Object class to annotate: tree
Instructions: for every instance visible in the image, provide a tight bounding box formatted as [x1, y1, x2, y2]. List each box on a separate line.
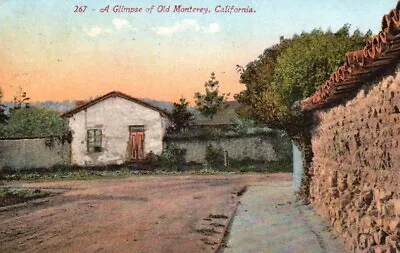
[12, 87, 30, 110]
[236, 25, 370, 132]
[235, 24, 370, 200]
[168, 97, 195, 133]
[0, 107, 68, 138]
[194, 72, 229, 120]
[0, 88, 8, 124]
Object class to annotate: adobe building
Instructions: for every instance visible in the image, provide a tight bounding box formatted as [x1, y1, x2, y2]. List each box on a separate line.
[62, 91, 170, 166]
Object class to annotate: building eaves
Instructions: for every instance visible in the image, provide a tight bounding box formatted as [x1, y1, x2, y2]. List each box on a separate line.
[61, 91, 170, 118]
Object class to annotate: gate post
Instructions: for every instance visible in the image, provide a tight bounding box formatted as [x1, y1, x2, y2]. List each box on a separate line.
[292, 141, 303, 192]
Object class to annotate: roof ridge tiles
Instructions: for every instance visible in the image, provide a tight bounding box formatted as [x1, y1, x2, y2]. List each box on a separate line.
[61, 91, 170, 118]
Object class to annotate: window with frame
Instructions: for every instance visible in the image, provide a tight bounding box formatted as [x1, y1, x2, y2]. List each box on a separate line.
[87, 129, 102, 153]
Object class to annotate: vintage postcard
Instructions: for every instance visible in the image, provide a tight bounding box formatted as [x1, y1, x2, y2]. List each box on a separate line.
[0, 1, 399, 252]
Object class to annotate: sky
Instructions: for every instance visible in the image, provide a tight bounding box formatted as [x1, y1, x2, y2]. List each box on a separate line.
[0, 0, 396, 103]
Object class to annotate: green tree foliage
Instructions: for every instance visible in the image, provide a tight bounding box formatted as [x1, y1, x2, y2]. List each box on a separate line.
[194, 72, 229, 120]
[0, 88, 8, 124]
[236, 25, 371, 135]
[274, 25, 371, 106]
[235, 25, 371, 200]
[0, 107, 68, 138]
[168, 97, 195, 133]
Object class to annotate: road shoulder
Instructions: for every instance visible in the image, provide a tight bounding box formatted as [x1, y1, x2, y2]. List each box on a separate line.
[221, 181, 347, 253]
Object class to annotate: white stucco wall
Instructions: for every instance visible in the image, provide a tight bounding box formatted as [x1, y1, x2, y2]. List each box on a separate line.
[68, 97, 168, 166]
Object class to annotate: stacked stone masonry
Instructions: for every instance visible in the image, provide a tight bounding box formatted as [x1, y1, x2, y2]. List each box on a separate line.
[310, 72, 400, 252]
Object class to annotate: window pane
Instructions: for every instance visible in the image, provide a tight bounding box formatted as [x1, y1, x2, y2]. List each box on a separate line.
[87, 129, 102, 152]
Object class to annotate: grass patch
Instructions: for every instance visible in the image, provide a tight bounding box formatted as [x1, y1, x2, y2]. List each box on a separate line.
[200, 238, 218, 245]
[0, 160, 293, 184]
[208, 214, 228, 219]
[0, 168, 138, 183]
[236, 186, 247, 196]
[0, 168, 237, 184]
[0, 188, 51, 207]
[266, 160, 292, 173]
[196, 228, 220, 236]
[209, 223, 225, 228]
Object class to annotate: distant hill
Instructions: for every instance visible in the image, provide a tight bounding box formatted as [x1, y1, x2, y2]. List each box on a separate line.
[140, 98, 176, 112]
[2, 99, 241, 125]
[33, 101, 77, 112]
[2, 99, 172, 114]
[2, 101, 76, 114]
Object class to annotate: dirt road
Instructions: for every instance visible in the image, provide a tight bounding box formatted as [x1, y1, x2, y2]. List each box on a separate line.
[0, 173, 291, 253]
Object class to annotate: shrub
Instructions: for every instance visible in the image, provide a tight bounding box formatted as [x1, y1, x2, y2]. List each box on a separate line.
[204, 144, 225, 169]
[0, 107, 68, 139]
[157, 144, 187, 171]
[239, 166, 256, 173]
[267, 159, 292, 173]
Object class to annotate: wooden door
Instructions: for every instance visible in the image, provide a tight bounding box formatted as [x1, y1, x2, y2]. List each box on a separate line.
[129, 131, 145, 160]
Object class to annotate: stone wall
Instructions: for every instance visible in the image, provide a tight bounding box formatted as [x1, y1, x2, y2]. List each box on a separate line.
[165, 134, 292, 164]
[310, 73, 400, 252]
[0, 137, 70, 171]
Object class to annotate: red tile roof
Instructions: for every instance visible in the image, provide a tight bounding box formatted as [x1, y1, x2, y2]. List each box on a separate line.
[301, 2, 400, 111]
[61, 91, 170, 118]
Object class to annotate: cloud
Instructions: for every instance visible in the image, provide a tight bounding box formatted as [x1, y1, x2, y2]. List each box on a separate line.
[112, 18, 138, 32]
[83, 25, 113, 37]
[152, 19, 219, 36]
[82, 19, 137, 37]
[204, 23, 220, 33]
[152, 19, 200, 36]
